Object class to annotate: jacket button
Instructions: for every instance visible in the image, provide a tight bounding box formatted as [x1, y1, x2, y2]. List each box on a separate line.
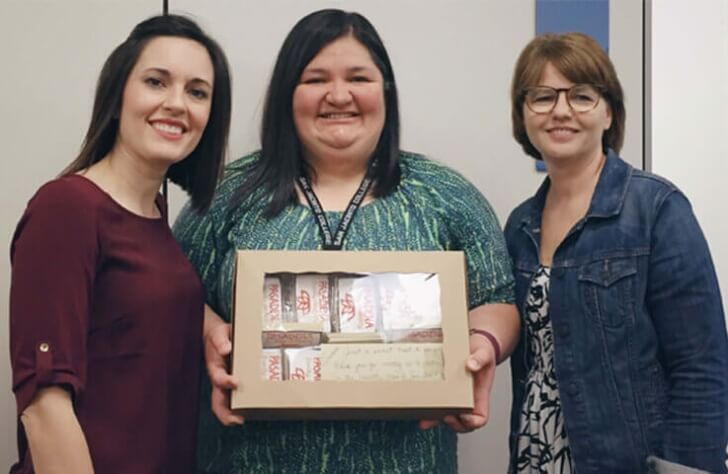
[39, 343, 50, 352]
[567, 383, 578, 396]
[558, 325, 570, 337]
[552, 267, 565, 278]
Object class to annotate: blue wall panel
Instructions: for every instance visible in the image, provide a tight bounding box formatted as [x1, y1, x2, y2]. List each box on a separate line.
[533, 0, 609, 171]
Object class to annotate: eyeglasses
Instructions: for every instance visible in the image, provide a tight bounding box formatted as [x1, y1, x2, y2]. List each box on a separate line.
[523, 84, 604, 114]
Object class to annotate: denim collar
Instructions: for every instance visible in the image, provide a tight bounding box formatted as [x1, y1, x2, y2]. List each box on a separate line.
[519, 149, 633, 230]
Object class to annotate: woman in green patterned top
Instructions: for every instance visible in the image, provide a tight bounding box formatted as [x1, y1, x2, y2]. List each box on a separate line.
[174, 9, 520, 473]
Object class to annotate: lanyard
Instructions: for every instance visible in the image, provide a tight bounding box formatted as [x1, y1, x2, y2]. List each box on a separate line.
[297, 162, 377, 250]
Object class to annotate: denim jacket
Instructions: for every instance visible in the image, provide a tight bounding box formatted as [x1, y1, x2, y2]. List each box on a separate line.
[504, 151, 728, 473]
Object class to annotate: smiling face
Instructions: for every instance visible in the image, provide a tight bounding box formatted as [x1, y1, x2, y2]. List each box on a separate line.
[114, 36, 214, 169]
[292, 34, 386, 169]
[523, 62, 612, 165]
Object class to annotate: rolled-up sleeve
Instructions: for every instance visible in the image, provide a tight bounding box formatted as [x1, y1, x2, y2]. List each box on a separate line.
[9, 181, 98, 414]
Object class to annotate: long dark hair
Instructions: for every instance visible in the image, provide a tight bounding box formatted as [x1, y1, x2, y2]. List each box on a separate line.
[63, 14, 231, 212]
[231, 9, 401, 217]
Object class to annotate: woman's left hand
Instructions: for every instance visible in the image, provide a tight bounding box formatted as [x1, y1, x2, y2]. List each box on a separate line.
[419, 333, 497, 432]
[419, 302, 518, 433]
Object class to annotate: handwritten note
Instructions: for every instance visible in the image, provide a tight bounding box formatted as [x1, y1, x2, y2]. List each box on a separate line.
[319, 343, 443, 381]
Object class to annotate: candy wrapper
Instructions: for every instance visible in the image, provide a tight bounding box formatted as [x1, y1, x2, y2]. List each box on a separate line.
[284, 347, 322, 381]
[261, 277, 283, 330]
[294, 274, 332, 332]
[337, 276, 378, 332]
[377, 273, 442, 331]
[382, 328, 443, 344]
[262, 330, 323, 348]
[260, 349, 284, 381]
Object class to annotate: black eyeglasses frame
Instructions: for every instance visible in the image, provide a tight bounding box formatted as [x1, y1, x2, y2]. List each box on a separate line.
[522, 84, 606, 114]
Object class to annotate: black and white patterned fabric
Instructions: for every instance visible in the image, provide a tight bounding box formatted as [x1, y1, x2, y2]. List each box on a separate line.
[515, 266, 574, 473]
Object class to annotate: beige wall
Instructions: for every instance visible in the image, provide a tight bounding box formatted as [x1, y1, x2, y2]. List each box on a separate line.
[648, 0, 728, 463]
[0, 0, 164, 463]
[649, 0, 728, 315]
[0, 1, 646, 471]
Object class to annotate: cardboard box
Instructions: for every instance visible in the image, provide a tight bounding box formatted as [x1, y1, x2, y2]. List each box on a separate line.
[230, 250, 473, 420]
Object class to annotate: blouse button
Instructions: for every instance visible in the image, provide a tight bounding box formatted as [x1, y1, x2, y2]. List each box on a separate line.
[39, 343, 50, 352]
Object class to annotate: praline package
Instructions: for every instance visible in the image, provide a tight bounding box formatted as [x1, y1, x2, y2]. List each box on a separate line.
[232, 250, 472, 419]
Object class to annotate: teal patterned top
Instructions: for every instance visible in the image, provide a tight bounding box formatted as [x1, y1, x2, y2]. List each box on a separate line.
[173, 151, 514, 474]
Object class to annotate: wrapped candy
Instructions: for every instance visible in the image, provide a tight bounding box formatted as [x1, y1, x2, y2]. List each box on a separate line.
[262, 330, 322, 348]
[294, 274, 331, 332]
[261, 276, 283, 330]
[284, 347, 322, 381]
[260, 349, 283, 381]
[377, 273, 442, 331]
[337, 276, 378, 333]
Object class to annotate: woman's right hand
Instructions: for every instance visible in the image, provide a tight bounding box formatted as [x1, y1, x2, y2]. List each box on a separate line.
[203, 305, 244, 426]
[21, 386, 94, 474]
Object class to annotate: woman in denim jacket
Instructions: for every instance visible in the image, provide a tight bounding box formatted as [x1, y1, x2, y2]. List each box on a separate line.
[504, 32, 728, 473]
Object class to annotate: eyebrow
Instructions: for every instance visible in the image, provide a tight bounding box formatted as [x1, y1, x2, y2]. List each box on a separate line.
[142, 67, 212, 88]
[301, 66, 376, 75]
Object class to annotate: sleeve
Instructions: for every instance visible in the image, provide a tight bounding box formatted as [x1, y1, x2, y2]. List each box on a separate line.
[172, 182, 231, 320]
[646, 190, 728, 472]
[439, 169, 515, 309]
[9, 181, 99, 415]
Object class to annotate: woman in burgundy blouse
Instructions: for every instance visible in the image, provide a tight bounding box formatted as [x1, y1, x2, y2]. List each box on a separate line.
[9, 15, 230, 474]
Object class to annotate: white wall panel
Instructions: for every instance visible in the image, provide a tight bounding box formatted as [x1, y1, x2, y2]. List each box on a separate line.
[0, 0, 163, 466]
[650, 0, 728, 317]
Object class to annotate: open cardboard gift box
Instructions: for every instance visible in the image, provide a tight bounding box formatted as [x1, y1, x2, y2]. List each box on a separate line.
[230, 250, 473, 420]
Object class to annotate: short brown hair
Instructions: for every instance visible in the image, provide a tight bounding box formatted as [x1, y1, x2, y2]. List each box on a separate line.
[510, 32, 625, 160]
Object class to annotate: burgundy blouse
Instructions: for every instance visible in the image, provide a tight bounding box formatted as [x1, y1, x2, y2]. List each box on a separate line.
[9, 175, 203, 474]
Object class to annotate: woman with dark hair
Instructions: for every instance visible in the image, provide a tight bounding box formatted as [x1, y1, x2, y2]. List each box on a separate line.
[505, 32, 728, 473]
[174, 8, 519, 474]
[9, 14, 231, 474]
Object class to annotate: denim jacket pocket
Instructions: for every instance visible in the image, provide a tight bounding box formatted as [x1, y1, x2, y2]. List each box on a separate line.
[578, 257, 638, 328]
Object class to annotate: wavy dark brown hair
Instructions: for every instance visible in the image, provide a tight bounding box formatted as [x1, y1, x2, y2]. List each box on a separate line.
[63, 14, 231, 211]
